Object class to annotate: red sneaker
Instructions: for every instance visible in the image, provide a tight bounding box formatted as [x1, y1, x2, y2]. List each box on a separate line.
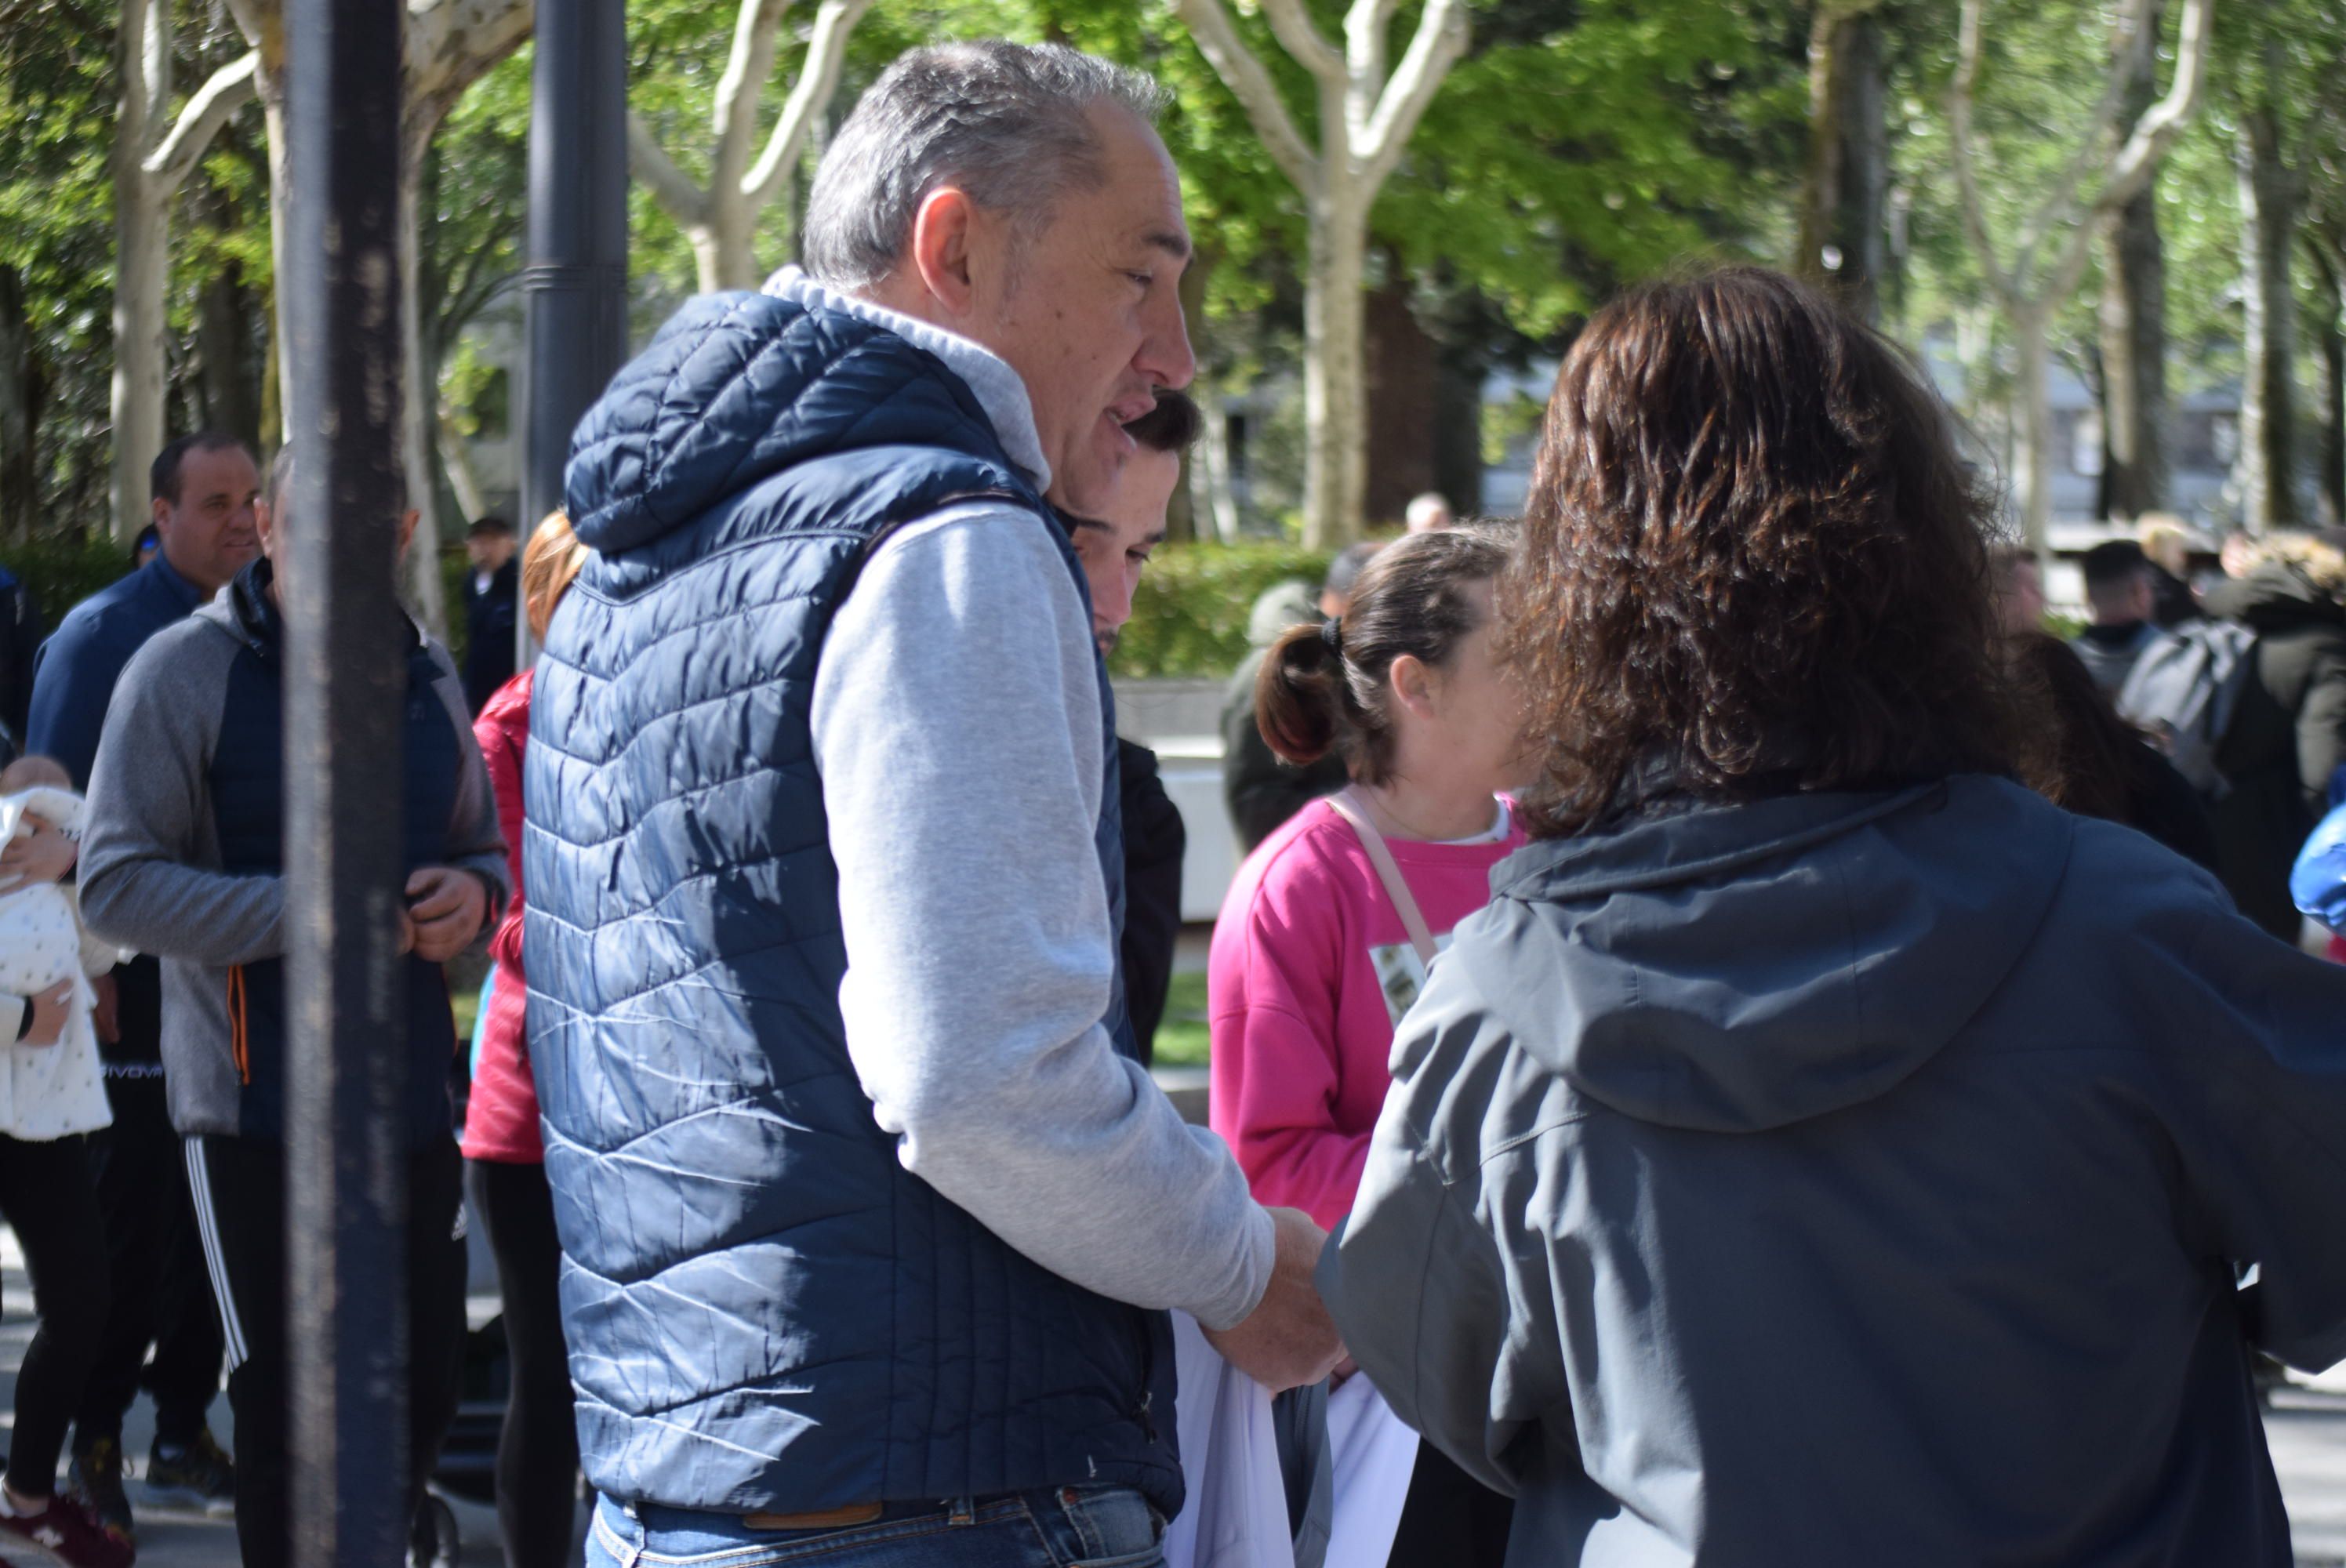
[0, 1492, 132, 1568]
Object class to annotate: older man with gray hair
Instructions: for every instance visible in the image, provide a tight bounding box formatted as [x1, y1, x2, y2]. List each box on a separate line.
[532, 42, 1342, 1568]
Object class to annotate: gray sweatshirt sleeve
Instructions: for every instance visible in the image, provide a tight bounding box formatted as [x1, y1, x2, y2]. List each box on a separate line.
[811, 505, 1276, 1332]
[79, 629, 285, 966]
[423, 642, 510, 925]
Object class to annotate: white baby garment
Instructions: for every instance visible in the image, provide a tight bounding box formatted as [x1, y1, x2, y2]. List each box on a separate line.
[0, 786, 125, 1140]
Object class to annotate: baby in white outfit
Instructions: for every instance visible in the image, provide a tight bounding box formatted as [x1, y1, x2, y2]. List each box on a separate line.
[0, 757, 126, 1141]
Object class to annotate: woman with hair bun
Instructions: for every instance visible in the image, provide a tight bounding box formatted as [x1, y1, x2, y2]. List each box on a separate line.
[1208, 523, 1530, 1568]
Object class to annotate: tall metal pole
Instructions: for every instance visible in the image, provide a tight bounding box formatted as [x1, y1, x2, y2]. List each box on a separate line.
[519, 0, 630, 664]
[282, 0, 412, 1560]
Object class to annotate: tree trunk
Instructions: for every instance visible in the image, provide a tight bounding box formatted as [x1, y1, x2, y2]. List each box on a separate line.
[2097, 2, 2167, 521]
[1302, 191, 1368, 548]
[111, 0, 165, 545]
[0, 265, 42, 543]
[2238, 100, 2301, 531]
[398, 126, 448, 636]
[195, 260, 263, 448]
[1432, 347, 1484, 516]
[2014, 307, 2054, 551]
[689, 205, 762, 295]
[1796, 6, 1887, 323]
[2315, 246, 2346, 528]
[1364, 275, 1438, 528]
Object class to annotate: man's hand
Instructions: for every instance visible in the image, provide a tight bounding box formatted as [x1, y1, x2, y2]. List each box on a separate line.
[20, 982, 74, 1047]
[404, 867, 487, 964]
[0, 817, 76, 889]
[1203, 1206, 1346, 1392]
[90, 970, 119, 1044]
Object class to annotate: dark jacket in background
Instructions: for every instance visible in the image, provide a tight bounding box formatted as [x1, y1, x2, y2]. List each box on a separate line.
[0, 568, 41, 750]
[2149, 561, 2203, 628]
[1118, 737, 1184, 1064]
[1221, 646, 1348, 853]
[2199, 565, 2346, 938]
[463, 554, 519, 714]
[1324, 775, 2346, 1567]
[27, 551, 206, 790]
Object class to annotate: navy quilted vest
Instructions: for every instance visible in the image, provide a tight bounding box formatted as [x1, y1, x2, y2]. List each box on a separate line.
[527, 292, 1175, 1516]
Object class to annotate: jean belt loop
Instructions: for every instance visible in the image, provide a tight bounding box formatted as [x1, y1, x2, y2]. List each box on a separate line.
[948, 1495, 976, 1526]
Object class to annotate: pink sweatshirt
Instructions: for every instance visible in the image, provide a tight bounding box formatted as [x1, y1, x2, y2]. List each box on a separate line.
[1208, 794, 1527, 1231]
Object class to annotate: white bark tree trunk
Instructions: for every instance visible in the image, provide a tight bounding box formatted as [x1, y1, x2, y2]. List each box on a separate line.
[109, 0, 260, 542]
[1176, 0, 1469, 546]
[1303, 192, 1368, 550]
[2238, 97, 2302, 531]
[630, 0, 873, 295]
[1949, 0, 2211, 550]
[2012, 307, 2054, 554]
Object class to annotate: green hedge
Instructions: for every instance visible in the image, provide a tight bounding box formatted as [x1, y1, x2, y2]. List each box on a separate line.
[0, 536, 143, 637]
[1110, 540, 1333, 680]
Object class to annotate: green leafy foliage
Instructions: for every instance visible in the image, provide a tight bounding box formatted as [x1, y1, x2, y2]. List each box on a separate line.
[1109, 539, 1333, 678]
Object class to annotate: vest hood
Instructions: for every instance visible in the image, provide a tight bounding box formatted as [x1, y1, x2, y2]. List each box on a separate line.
[565, 292, 1007, 557]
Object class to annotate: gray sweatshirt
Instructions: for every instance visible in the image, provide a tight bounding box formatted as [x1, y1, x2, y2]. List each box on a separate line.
[777, 267, 1277, 1330]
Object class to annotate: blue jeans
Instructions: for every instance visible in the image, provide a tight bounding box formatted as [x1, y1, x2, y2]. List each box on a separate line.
[584, 1486, 1165, 1567]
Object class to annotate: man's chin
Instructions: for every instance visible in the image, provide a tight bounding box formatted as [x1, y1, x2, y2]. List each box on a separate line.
[1094, 630, 1119, 658]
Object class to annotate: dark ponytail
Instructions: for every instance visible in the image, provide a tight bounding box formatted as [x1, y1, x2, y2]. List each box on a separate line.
[1255, 621, 1350, 766]
[1252, 524, 1514, 785]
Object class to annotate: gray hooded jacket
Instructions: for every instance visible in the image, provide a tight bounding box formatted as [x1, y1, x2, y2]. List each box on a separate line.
[1323, 775, 2346, 1566]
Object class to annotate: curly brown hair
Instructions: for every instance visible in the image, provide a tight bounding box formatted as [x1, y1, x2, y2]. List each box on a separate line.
[1503, 267, 2016, 836]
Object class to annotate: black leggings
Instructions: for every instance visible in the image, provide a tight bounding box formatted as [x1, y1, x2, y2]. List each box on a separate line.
[0, 1134, 110, 1497]
[466, 1157, 577, 1568]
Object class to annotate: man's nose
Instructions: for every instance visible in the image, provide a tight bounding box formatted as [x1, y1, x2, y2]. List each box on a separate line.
[1097, 571, 1135, 633]
[1140, 288, 1196, 391]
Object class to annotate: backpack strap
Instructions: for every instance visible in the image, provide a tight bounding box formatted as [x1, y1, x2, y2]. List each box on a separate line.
[1326, 787, 1439, 967]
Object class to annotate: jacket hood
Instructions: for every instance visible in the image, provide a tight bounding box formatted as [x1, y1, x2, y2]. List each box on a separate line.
[2201, 561, 2346, 633]
[1474, 775, 2072, 1132]
[563, 291, 1001, 556]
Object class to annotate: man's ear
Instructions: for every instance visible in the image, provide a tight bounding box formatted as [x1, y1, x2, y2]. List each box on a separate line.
[907, 187, 981, 317]
[151, 495, 171, 530]
[396, 508, 420, 560]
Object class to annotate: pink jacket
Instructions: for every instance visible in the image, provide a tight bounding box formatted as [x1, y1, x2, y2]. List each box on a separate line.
[461, 670, 540, 1163]
[1207, 795, 1524, 1230]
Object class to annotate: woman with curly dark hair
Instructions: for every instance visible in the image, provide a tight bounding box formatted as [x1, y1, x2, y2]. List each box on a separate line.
[1316, 267, 2346, 1566]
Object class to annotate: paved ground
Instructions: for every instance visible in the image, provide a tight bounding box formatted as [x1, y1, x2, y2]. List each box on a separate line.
[5, 1225, 2346, 1566]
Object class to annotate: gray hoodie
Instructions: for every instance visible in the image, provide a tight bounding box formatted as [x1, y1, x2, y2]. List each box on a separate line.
[1323, 775, 2346, 1566]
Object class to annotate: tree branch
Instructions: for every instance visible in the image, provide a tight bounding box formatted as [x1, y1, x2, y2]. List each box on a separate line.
[2007, 0, 2155, 266]
[1345, 0, 1407, 114]
[1358, 0, 1467, 191]
[404, 0, 533, 110]
[628, 111, 713, 228]
[1175, 0, 1320, 191]
[713, 0, 791, 194]
[743, 0, 873, 209]
[142, 51, 260, 191]
[1257, 0, 1346, 85]
[2045, 0, 2214, 307]
[1949, 0, 2022, 303]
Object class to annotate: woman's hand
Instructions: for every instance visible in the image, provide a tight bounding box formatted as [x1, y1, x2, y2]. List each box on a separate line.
[0, 818, 76, 889]
[404, 867, 488, 964]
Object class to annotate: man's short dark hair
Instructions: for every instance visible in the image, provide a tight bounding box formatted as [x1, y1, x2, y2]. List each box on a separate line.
[1323, 541, 1382, 603]
[151, 432, 253, 507]
[2079, 539, 2150, 593]
[467, 514, 516, 540]
[1127, 390, 1202, 455]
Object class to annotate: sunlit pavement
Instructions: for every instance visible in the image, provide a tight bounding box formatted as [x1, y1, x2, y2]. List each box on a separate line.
[5, 1226, 2346, 1566]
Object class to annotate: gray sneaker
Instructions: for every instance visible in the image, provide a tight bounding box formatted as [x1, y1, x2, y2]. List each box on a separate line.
[144, 1430, 234, 1517]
